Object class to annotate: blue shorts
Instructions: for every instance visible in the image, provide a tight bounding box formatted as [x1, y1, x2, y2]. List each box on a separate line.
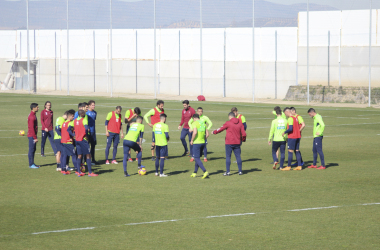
[61, 143, 76, 156]
[54, 139, 62, 152]
[152, 131, 155, 143]
[123, 140, 141, 154]
[107, 132, 120, 146]
[76, 140, 91, 155]
[88, 131, 97, 145]
[192, 143, 205, 158]
[155, 145, 167, 158]
[313, 136, 323, 152]
[288, 138, 300, 151]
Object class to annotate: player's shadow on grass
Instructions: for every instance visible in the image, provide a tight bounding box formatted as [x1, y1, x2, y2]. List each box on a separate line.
[208, 157, 225, 161]
[146, 170, 157, 175]
[167, 170, 189, 175]
[240, 168, 262, 174]
[95, 169, 116, 175]
[167, 155, 184, 160]
[241, 158, 261, 163]
[208, 170, 224, 176]
[326, 163, 339, 168]
[39, 163, 57, 167]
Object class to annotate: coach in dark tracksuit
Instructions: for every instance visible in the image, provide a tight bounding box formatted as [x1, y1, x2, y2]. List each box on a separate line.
[212, 112, 247, 176]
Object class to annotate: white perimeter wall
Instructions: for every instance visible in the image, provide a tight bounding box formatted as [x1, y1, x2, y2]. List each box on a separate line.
[0, 9, 379, 99]
[0, 27, 297, 99]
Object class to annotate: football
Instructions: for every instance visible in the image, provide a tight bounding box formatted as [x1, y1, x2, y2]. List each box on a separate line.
[138, 167, 147, 176]
[80, 164, 86, 173]
[19, 130, 25, 136]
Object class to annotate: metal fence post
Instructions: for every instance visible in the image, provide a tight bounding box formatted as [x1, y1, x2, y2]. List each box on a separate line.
[27, 0, 30, 93]
[60, 44, 61, 91]
[339, 28, 341, 86]
[93, 30, 95, 92]
[110, 0, 113, 97]
[200, 0, 203, 95]
[328, 30, 330, 87]
[179, 30, 180, 96]
[55, 32, 56, 91]
[224, 29, 226, 98]
[136, 30, 137, 93]
[275, 30, 277, 99]
[154, 0, 157, 98]
[369, 0, 372, 107]
[252, 0, 255, 102]
[67, 0, 69, 95]
[307, 0, 309, 104]
[34, 29, 36, 59]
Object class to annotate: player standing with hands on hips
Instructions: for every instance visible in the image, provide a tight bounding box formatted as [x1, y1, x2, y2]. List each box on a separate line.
[40, 101, 57, 157]
[212, 112, 247, 176]
[105, 106, 124, 164]
[307, 108, 326, 169]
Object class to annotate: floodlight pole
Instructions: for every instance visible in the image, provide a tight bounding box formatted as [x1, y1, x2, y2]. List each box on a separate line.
[307, 0, 309, 105]
[369, 0, 372, 107]
[67, 0, 69, 95]
[27, 0, 30, 93]
[252, 0, 255, 102]
[110, 0, 113, 97]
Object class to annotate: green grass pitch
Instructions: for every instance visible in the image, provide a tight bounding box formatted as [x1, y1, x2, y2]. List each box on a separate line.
[0, 93, 379, 249]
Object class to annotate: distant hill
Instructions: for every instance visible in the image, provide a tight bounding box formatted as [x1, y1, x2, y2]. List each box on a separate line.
[0, 0, 336, 30]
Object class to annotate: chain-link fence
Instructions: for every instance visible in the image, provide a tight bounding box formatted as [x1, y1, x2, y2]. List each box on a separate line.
[0, 0, 379, 105]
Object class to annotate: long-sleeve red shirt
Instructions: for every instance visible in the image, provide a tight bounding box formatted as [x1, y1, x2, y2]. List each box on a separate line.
[27, 111, 38, 139]
[179, 106, 195, 129]
[212, 118, 247, 145]
[40, 109, 54, 131]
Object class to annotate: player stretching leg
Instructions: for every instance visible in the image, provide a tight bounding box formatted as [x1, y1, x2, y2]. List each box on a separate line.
[282, 108, 302, 171]
[123, 116, 145, 177]
[153, 114, 169, 177]
[60, 110, 80, 175]
[268, 108, 287, 170]
[188, 107, 213, 162]
[40, 101, 57, 157]
[54, 111, 68, 171]
[213, 112, 247, 176]
[125, 107, 141, 162]
[27, 103, 40, 169]
[105, 106, 124, 164]
[86, 100, 98, 165]
[307, 108, 326, 169]
[144, 100, 165, 161]
[178, 100, 196, 158]
[189, 114, 209, 179]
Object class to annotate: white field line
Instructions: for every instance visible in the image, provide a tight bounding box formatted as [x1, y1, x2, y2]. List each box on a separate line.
[0, 202, 378, 238]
